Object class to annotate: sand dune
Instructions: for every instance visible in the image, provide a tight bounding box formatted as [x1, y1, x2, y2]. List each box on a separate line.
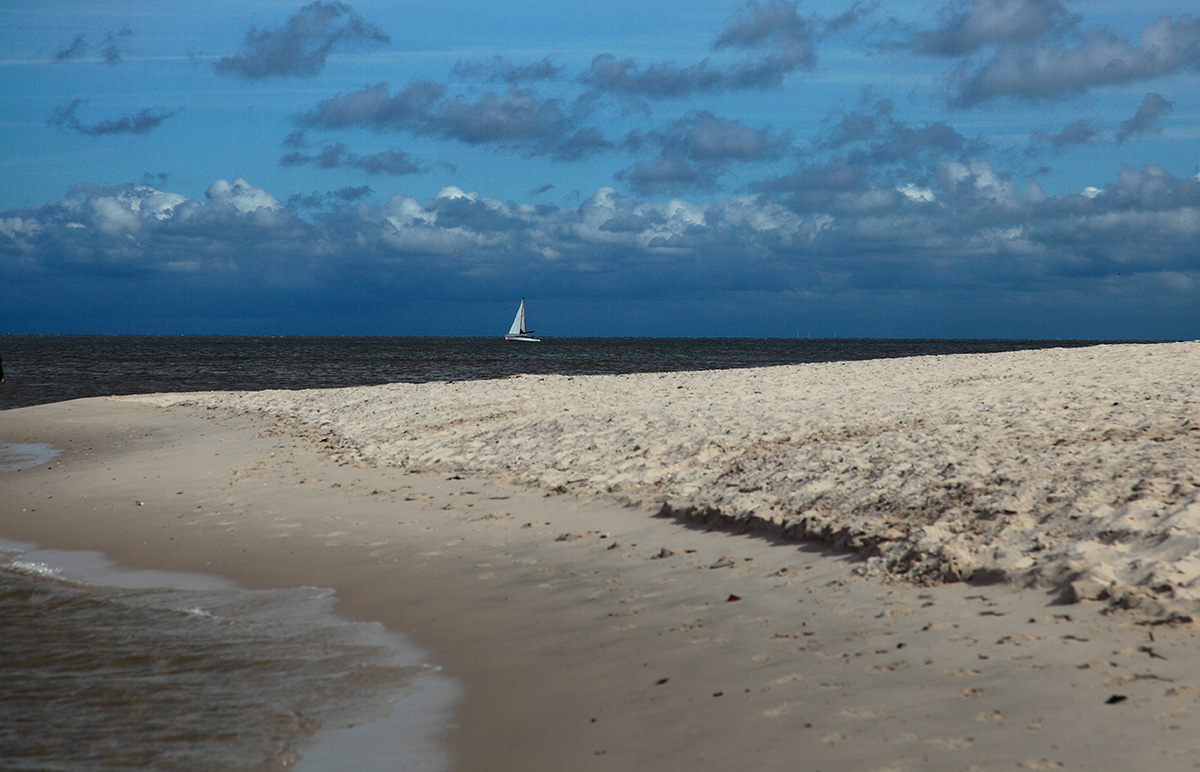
[134, 341, 1200, 619]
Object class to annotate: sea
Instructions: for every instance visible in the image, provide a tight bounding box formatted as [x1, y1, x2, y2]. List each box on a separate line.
[0, 334, 1148, 770]
[0, 334, 1138, 412]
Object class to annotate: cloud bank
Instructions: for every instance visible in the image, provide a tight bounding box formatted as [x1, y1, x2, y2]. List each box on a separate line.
[3, 164, 1196, 334]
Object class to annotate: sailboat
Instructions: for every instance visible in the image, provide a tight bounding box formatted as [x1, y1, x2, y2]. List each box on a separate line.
[504, 298, 541, 342]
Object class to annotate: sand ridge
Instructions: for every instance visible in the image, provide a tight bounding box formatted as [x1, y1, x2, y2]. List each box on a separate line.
[132, 342, 1200, 617]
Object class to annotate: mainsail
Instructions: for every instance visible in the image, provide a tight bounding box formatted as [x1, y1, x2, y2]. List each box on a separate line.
[505, 298, 540, 341]
[508, 299, 528, 336]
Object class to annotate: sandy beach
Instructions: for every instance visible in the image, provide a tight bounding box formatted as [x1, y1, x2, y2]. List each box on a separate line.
[4, 341, 1200, 770]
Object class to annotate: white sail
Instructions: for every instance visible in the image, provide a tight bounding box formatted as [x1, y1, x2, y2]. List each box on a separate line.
[504, 298, 540, 341]
[508, 299, 526, 336]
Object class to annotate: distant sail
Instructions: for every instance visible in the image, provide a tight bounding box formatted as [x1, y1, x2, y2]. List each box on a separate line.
[504, 298, 540, 342]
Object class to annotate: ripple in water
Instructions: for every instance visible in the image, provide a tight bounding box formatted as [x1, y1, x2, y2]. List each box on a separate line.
[0, 543, 455, 772]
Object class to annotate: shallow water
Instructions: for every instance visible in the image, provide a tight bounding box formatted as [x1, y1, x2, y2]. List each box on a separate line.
[0, 442, 61, 473]
[0, 540, 457, 772]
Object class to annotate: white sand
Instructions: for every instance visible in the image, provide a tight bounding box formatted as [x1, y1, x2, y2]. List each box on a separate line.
[132, 341, 1200, 619]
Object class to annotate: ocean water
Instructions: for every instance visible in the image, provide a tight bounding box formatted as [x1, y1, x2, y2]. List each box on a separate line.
[0, 334, 1135, 412]
[0, 539, 457, 772]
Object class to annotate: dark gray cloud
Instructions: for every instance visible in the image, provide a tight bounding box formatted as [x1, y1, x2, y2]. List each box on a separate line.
[823, 0, 878, 35]
[1026, 119, 1100, 155]
[48, 99, 176, 136]
[298, 81, 446, 132]
[298, 82, 611, 161]
[578, 55, 729, 99]
[214, 1, 389, 80]
[949, 15, 1200, 105]
[281, 142, 429, 175]
[452, 55, 563, 85]
[54, 28, 133, 64]
[54, 34, 89, 62]
[816, 91, 975, 168]
[905, 0, 1077, 57]
[434, 90, 575, 145]
[713, 0, 816, 60]
[1116, 93, 1173, 143]
[750, 158, 877, 212]
[615, 155, 722, 196]
[100, 29, 134, 64]
[660, 111, 793, 164]
[619, 110, 793, 195]
[1023, 93, 1174, 156]
[580, 0, 818, 99]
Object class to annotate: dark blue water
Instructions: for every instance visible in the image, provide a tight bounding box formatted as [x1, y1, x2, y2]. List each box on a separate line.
[0, 335, 1138, 411]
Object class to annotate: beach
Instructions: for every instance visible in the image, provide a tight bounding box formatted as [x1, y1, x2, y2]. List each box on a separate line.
[4, 341, 1200, 770]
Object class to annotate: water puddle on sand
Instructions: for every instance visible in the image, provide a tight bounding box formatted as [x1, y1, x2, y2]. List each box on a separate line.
[0, 441, 62, 473]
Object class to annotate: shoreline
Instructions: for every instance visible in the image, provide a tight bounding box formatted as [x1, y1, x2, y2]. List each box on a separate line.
[0, 534, 458, 772]
[4, 343, 1200, 769]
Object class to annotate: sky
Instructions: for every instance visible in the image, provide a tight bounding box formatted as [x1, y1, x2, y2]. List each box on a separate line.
[1, 0, 1197, 338]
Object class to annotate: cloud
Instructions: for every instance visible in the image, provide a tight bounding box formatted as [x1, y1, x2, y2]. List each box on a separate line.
[298, 82, 610, 161]
[99, 29, 134, 64]
[578, 54, 729, 100]
[53, 28, 133, 64]
[618, 110, 793, 195]
[214, 1, 389, 80]
[281, 142, 429, 175]
[616, 156, 722, 196]
[205, 177, 283, 214]
[54, 34, 89, 62]
[713, 0, 817, 65]
[288, 186, 373, 208]
[950, 15, 1200, 105]
[579, 0, 818, 99]
[904, 0, 1077, 57]
[1116, 92, 1174, 143]
[452, 55, 563, 85]
[1024, 93, 1174, 155]
[823, 0, 878, 35]
[817, 91, 973, 165]
[3, 169, 1198, 335]
[48, 99, 176, 136]
[1026, 119, 1101, 154]
[297, 81, 445, 131]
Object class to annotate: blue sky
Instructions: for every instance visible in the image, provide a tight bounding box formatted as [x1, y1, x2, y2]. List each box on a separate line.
[1, 0, 1197, 337]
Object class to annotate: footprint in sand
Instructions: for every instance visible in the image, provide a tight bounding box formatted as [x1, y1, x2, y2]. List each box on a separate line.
[555, 531, 600, 542]
[924, 737, 974, 749]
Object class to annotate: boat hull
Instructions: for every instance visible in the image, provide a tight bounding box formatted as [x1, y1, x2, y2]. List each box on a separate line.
[505, 335, 541, 342]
